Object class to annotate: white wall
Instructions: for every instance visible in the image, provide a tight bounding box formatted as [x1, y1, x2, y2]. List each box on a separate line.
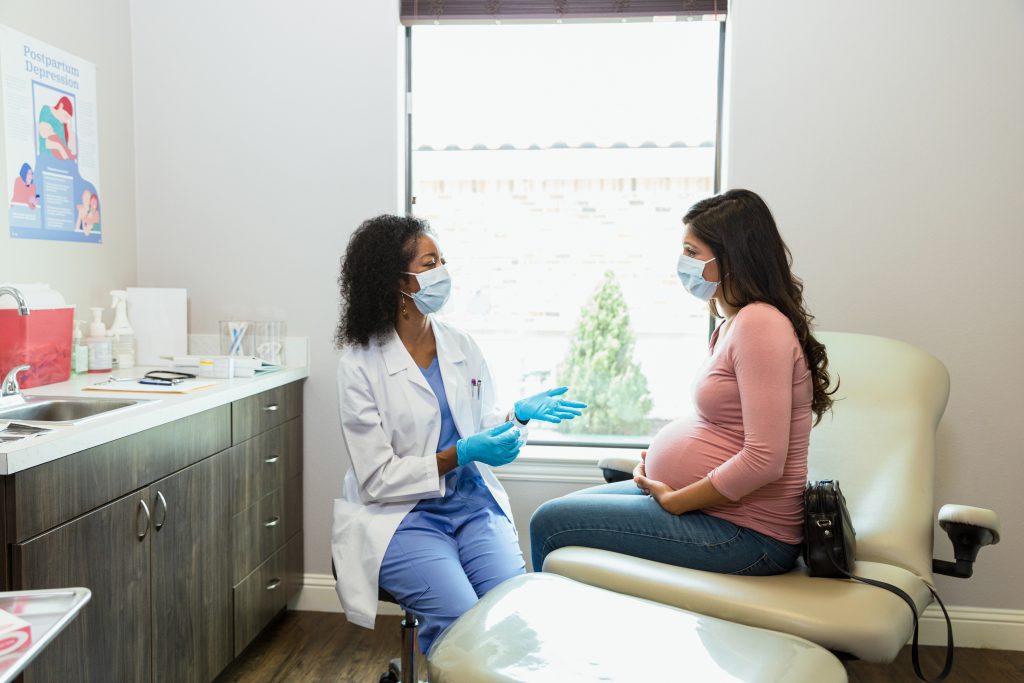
[0, 0, 137, 311]
[131, 0, 1024, 615]
[130, 1, 405, 578]
[724, 0, 1024, 608]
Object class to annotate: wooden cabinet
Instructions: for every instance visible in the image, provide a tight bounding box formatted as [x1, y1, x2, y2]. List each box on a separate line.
[1, 379, 304, 683]
[13, 489, 153, 683]
[150, 452, 233, 683]
[229, 394, 304, 656]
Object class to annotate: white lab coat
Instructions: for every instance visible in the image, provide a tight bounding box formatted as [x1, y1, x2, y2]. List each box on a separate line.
[331, 317, 518, 628]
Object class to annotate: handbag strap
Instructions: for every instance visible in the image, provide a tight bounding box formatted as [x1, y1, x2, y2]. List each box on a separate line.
[825, 543, 954, 682]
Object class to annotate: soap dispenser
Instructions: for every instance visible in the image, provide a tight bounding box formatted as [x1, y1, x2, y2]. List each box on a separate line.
[71, 319, 89, 374]
[87, 307, 113, 373]
[109, 290, 135, 369]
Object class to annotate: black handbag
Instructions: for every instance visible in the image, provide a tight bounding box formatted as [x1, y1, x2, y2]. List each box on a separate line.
[803, 480, 954, 682]
[804, 480, 857, 577]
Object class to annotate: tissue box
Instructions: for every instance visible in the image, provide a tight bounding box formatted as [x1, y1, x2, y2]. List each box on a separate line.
[0, 608, 32, 656]
[0, 307, 74, 389]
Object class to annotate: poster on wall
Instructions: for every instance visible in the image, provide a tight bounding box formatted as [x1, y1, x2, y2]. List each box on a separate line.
[1, 25, 102, 243]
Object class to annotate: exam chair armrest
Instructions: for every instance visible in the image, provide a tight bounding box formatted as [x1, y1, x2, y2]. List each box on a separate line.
[597, 455, 642, 484]
[933, 504, 1001, 578]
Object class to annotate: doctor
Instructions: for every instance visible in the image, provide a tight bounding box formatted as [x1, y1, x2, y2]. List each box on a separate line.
[331, 214, 586, 654]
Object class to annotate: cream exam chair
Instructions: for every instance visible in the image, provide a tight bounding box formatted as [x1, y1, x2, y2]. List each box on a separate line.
[544, 331, 1001, 664]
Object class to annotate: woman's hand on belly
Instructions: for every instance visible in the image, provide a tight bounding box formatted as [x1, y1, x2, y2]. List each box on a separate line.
[632, 450, 647, 491]
[634, 474, 679, 513]
[634, 474, 731, 516]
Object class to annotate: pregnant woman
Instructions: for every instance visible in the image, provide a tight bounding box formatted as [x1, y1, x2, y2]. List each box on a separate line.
[530, 189, 836, 577]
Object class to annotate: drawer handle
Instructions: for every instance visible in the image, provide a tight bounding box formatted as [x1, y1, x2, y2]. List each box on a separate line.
[264, 404, 279, 412]
[264, 516, 281, 528]
[266, 578, 282, 591]
[265, 456, 280, 464]
[136, 499, 151, 540]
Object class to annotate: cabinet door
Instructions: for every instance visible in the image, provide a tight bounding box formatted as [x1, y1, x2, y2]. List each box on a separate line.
[150, 451, 233, 683]
[13, 489, 153, 683]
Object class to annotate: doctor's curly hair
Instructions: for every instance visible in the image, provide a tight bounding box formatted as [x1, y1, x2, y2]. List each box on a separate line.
[335, 214, 432, 348]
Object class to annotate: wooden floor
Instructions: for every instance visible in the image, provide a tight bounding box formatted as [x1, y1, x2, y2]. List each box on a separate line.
[215, 610, 1024, 683]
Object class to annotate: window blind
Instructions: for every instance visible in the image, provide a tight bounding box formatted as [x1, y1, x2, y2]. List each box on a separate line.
[400, 0, 726, 25]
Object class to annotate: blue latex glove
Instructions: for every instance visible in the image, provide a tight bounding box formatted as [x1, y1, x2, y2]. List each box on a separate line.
[514, 386, 588, 424]
[456, 421, 523, 467]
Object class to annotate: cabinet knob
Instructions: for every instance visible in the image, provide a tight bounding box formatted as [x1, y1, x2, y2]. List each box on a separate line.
[264, 404, 279, 412]
[264, 455, 280, 465]
[266, 578, 281, 591]
[264, 516, 281, 528]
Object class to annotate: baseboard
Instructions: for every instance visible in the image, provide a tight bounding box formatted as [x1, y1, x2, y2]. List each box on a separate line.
[920, 604, 1024, 651]
[289, 573, 402, 616]
[293, 573, 1024, 651]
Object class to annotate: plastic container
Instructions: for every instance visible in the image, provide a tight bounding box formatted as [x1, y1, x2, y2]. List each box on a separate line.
[86, 307, 113, 374]
[109, 290, 135, 369]
[0, 284, 73, 389]
[219, 320, 253, 357]
[253, 320, 286, 365]
[71, 320, 89, 374]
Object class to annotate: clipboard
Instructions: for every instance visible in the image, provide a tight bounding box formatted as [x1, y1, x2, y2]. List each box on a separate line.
[82, 378, 219, 394]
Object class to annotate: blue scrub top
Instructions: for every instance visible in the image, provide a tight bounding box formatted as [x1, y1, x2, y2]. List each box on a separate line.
[420, 356, 461, 454]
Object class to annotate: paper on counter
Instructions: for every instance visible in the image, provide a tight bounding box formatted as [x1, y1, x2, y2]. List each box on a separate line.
[82, 378, 218, 394]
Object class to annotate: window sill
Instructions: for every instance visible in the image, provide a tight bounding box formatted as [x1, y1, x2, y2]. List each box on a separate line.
[493, 442, 642, 485]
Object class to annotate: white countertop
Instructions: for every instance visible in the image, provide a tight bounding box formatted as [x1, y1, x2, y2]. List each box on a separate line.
[0, 365, 308, 475]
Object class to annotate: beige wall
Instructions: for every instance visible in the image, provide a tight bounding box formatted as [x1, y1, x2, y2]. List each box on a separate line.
[724, 0, 1024, 607]
[0, 0, 137, 312]
[130, 0, 406, 576]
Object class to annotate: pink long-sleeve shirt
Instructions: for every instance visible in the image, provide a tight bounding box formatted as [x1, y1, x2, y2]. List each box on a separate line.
[644, 302, 812, 544]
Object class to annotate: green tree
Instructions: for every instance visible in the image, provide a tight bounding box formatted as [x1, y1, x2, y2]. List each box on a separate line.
[556, 271, 653, 435]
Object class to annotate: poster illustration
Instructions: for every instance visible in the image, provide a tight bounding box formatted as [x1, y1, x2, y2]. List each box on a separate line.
[1, 25, 101, 243]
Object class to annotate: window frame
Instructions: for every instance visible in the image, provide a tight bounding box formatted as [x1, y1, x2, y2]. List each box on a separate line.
[404, 20, 726, 450]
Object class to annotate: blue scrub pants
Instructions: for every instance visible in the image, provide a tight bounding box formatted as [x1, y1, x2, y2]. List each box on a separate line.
[378, 464, 526, 654]
[530, 481, 801, 576]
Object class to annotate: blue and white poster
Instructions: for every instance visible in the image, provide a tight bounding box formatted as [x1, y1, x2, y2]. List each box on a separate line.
[1, 25, 102, 243]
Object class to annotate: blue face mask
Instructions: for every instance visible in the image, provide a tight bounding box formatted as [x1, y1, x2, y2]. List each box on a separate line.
[676, 253, 719, 301]
[402, 265, 452, 315]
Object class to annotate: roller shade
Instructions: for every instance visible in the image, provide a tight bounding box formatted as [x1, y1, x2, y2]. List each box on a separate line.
[400, 1, 726, 25]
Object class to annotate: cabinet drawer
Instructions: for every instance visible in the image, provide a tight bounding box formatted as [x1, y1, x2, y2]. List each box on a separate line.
[229, 417, 301, 514]
[284, 473, 302, 541]
[9, 406, 230, 542]
[234, 537, 290, 656]
[233, 487, 287, 584]
[231, 381, 303, 444]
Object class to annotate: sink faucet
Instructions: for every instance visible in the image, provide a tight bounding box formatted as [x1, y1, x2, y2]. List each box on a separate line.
[2, 365, 31, 399]
[0, 286, 30, 316]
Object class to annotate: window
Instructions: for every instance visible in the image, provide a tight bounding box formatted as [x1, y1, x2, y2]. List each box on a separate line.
[409, 20, 723, 447]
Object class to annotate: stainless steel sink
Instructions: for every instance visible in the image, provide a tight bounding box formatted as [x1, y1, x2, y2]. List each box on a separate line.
[0, 395, 152, 425]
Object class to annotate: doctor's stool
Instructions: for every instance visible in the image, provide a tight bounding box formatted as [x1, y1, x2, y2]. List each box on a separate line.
[331, 560, 420, 683]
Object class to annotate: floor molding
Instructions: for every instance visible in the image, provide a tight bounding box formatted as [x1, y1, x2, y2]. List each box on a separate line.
[294, 573, 1024, 651]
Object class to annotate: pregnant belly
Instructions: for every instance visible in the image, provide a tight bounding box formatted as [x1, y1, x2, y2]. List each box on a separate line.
[644, 416, 734, 490]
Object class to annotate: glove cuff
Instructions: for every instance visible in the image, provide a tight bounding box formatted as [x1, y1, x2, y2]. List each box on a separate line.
[512, 402, 530, 425]
[455, 438, 469, 467]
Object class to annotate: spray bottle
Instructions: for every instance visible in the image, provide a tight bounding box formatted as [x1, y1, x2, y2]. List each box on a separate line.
[109, 290, 135, 369]
[87, 307, 113, 373]
[71, 319, 89, 374]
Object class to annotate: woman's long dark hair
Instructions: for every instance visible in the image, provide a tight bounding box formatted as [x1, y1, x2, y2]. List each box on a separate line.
[335, 214, 431, 348]
[685, 189, 837, 424]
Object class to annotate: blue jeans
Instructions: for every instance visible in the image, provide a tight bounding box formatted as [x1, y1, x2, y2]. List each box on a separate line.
[379, 464, 526, 655]
[529, 481, 801, 575]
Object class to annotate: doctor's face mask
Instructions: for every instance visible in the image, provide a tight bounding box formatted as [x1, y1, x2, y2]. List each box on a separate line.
[402, 265, 452, 315]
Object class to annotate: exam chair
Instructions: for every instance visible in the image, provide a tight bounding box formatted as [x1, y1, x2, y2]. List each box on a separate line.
[546, 331, 1001, 664]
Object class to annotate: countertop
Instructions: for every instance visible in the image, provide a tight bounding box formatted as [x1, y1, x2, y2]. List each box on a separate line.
[0, 365, 308, 475]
